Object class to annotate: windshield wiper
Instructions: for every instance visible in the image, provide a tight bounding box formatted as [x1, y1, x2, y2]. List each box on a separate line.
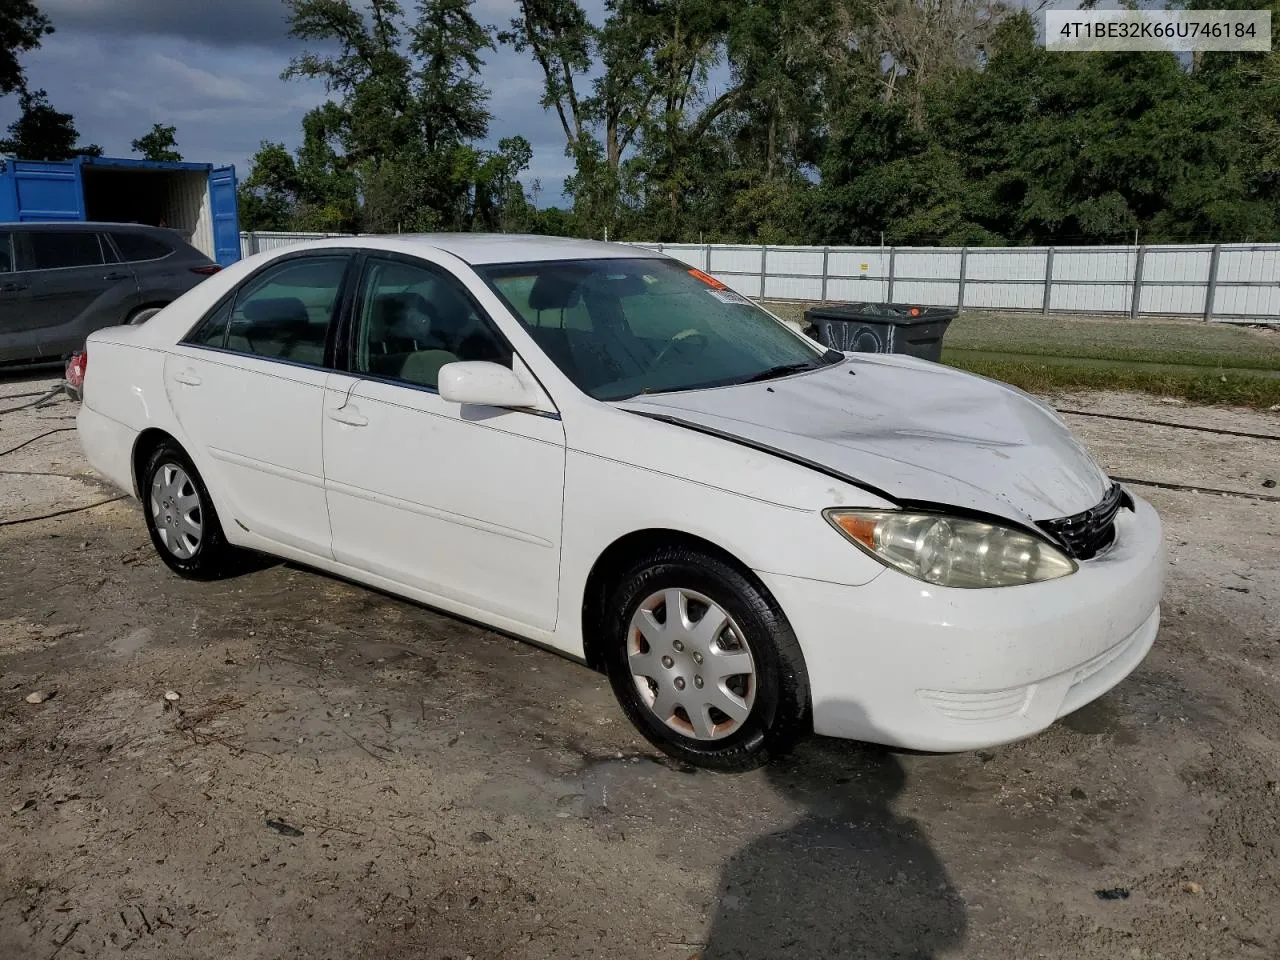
[739, 360, 823, 385]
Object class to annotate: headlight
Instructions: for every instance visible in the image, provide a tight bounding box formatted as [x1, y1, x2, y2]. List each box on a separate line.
[824, 509, 1077, 588]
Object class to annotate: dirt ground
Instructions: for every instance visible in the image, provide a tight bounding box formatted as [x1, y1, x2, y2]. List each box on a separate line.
[1, 372, 1278, 960]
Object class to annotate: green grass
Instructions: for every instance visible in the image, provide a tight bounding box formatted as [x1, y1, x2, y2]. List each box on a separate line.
[943, 355, 1280, 408]
[944, 311, 1280, 371]
[762, 302, 1280, 407]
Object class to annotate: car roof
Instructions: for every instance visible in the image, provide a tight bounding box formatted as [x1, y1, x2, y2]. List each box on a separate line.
[6, 221, 170, 233]
[343, 233, 664, 266]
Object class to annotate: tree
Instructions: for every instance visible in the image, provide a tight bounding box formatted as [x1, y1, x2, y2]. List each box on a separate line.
[0, 0, 52, 96]
[131, 123, 182, 162]
[238, 141, 301, 231]
[411, 0, 492, 153]
[930, 13, 1274, 243]
[0, 88, 101, 160]
[503, 0, 747, 238]
[500, 0, 595, 159]
[279, 0, 532, 233]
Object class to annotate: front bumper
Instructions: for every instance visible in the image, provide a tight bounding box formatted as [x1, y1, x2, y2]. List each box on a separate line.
[759, 494, 1165, 752]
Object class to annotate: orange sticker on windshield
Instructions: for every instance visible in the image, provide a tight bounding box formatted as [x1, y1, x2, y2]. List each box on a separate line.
[687, 268, 727, 290]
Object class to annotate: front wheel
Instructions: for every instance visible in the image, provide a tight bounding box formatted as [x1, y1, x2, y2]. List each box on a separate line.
[602, 547, 811, 771]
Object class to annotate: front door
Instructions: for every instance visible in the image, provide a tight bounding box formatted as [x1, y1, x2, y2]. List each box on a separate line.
[165, 251, 353, 557]
[322, 253, 567, 631]
[0, 230, 37, 363]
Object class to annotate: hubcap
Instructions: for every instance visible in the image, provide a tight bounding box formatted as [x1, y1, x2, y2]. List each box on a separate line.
[150, 463, 202, 560]
[627, 588, 757, 741]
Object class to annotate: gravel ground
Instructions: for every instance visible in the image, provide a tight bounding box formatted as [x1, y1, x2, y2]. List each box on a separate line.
[1, 373, 1278, 960]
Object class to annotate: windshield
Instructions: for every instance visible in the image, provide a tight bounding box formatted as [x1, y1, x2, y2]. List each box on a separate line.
[479, 257, 840, 401]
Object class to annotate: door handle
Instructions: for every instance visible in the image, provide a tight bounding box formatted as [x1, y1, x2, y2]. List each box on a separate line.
[103, 272, 130, 281]
[327, 407, 368, 427]
[173, 369, 202, 387]
[0, 281, 28, 293]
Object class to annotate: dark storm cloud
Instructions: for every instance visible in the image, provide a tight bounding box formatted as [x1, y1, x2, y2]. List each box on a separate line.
[4, 1, 579, 200]
[40, 0, 296, 50]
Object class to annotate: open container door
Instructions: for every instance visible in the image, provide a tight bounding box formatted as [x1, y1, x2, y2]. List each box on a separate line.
[0, 159, 85, 221]
[209, 165, 241, 267]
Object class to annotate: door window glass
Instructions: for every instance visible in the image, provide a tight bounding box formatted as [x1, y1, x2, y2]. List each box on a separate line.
[224, 256, 347, 366]
[183, 256, 347, 365]
[185, 298, 234, 348]
[23, 231, 105, 270]
[352, 258, 510, 389]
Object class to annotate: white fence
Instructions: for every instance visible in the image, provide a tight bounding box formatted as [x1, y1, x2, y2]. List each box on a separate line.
[632, 242, 1280, 322]
[239, 231, 347, 258]
[238, 232, 1280, 322]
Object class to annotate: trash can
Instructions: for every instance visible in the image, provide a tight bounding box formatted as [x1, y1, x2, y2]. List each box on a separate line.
[803, 302, 957, 362]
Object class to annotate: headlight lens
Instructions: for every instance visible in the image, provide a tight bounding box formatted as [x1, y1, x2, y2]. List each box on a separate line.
[824, 509, 1077, 588]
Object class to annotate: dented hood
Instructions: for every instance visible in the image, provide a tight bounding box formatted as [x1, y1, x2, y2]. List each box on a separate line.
[615, 354, 1111, 524]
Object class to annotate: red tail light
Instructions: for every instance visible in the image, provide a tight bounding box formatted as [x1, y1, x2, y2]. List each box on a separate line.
[191, 264, 221, 276]
[66, 350, 86, 390]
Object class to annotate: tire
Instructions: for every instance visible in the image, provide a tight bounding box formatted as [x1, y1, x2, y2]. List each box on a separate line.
[141, 441, 239, 580]
[602, 546, 811, 771]
[128, 305, 166, 325]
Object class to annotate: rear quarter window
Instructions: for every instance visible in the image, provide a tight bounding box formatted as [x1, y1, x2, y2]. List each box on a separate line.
[112, 232, 173, 262]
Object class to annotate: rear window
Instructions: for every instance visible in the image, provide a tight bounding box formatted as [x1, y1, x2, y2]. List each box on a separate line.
[112, 232, 173, 262]
[23, 231, 105, 270]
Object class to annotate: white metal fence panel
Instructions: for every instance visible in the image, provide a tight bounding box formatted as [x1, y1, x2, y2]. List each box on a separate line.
[239, 231, 347, 258]
[767, 247, 825, 276]
[1215, 279, 1280, 317]
[236, 233, 1280, 321]
[1143, 246, 1211, 283]
[826, 276, 890, 301]
[1053, 246, 1135, 282]
[1139, 283, 1203, 315]
[896, 248, 961, 278]
[967, 248, 1047, 280]
[893, 248, 962, 307]
[965, 280, 1044, 311]
[826, 247, 888, 279]
[1052, 281, 1131, 313]
[1217, 246, 1280, 284]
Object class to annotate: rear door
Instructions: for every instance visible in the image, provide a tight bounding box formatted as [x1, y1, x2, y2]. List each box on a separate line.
[111, 229, 205, 306]
[165, 251, 354, 557]
[13, 229, 136, 356]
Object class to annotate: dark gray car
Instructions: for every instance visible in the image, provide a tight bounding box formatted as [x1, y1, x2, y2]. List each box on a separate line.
[0, 221, 220, 365]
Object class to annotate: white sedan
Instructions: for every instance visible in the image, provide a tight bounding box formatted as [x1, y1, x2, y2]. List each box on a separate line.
[75, 235, 1164, 769]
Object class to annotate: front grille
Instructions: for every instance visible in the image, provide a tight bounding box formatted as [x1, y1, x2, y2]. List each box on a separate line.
[1038, 483, 1132, 561]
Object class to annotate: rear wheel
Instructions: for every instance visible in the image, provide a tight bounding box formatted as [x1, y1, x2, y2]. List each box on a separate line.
[128, 305, 167, 325]
[141, 442, 238, 579]
[602, 547, 810, 771]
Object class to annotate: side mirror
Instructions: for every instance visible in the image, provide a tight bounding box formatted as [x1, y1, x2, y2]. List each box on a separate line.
[438, 361, 539, 409]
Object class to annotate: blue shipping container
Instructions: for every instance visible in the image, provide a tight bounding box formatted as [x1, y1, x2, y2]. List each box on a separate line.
[0, 156, 241, 266]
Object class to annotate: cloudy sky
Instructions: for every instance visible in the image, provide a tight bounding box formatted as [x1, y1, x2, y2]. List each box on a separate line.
[0, 0, 585, 203]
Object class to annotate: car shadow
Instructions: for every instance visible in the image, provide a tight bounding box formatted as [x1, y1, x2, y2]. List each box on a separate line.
[702, 706, 967, 959]
[0, 364, 65, 388]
